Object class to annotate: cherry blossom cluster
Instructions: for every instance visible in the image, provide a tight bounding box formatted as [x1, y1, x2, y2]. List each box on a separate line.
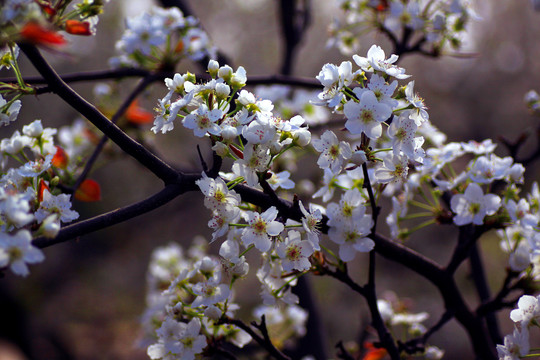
[140, 239, 308, 359]
[497, 294, 540, 359]
[2, 1, 540, 358]
[0, 119, 89, 275]
[0, 107, 100, 276]
[386, 133, 540, 271]
[142, 45, 439, 357]
[328, 0, 478, 56]
[152, 59, 311, 186]
[136, 38, 539, 357]
[109, 6, 216, 70]
[310, 45, 433, 256]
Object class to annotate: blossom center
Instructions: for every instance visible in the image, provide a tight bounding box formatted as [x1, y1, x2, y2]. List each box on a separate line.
[361, 109, 374, 123]
[253, 219, 267, 234]
[286, 245, 301, 261]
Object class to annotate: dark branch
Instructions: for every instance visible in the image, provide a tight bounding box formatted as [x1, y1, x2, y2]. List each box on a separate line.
[32, 180, 198, 249]
[469, 242, 502, 344]
[222, 317, 291, 360]
[279, 0, 311, 75]
[19, 44, 180, 185]
[70, 75, 157, 197]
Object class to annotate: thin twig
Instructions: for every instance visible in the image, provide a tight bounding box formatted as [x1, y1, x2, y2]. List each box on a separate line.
[69, 75, 157, 198]
[222, 317, 291, 360]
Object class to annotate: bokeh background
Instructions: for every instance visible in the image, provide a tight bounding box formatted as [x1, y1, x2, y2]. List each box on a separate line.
[1, 0, 540, 359]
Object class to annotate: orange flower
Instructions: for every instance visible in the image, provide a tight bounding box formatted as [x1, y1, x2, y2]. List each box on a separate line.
[125, 99, 154, 125]
[38, 179, 50, 203]
[174, 39, 185, 53]
[52, 146, 68, 169]
[39, 3, 57, 16]
[363, 342, 388, 360]
[20, 22, 66, 45]
[65, 20, 92, 36]
[75, 179, 101, 202]
[375, 0, 389, 11]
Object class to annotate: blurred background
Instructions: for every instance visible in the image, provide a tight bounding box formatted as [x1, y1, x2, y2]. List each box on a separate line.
[1, 0, 540, 359]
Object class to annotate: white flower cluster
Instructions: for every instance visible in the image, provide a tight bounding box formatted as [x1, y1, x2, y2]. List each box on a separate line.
[145, 43, 540, 358]
[110, 6, 216, 69]
[0, 117, 97, 276]
[328, 0, 478, 56]
[497, 295, 540, 359]
[311, 45, 433, 252]
[140, 240, 309, 360]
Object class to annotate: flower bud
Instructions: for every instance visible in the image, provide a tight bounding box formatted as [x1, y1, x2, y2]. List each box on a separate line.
[65, 20, 92, 36]
[41, 214, 60, 238]
[215, 83, 231, 99]
[208, 60, 219, 78]
[231, 66, 247, 88]
[218, 65, 233, 82]
[50, 176, 60, 187]
[293, 128, 311, 147]
[351, 149, 367, 165]
[212, 142, 229, 157]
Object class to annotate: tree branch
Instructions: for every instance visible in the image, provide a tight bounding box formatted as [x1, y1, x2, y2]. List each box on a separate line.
[69, 75, 157, 197]
[469, 241, 502, 345]
[19, 44, 180, 185]
[222, 317, 291, 360]
[278, 0, 311, 75]
[32, 179, 198, 249]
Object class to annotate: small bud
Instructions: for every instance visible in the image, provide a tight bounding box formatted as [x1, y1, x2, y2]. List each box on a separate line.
[218, 65, 233, 82]
[215, 83, 231, 99]
[351, 149, 367, 166]
[208, 60, 219, 78]
[41, 215, 60, 238]
[212, 142, 229, 157]
[231, 259, 249, 277]
[50, 176, 60, 187]
[293, 128, 311, 147]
